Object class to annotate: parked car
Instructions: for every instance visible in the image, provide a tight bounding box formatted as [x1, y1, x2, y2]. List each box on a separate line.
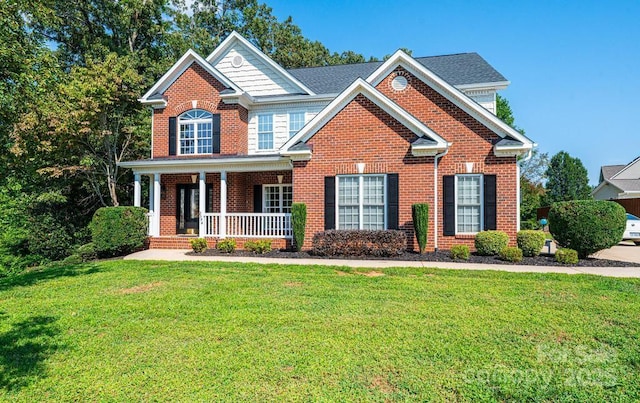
[624, 213, 640, 245]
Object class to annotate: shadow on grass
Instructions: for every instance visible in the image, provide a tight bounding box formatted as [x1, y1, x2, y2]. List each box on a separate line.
[0, 263, 101, 292]
[0, 315, 63, 391]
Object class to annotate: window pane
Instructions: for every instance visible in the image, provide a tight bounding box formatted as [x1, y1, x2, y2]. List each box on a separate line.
[289, 112, 305, 137]
[456, 175, 481, 233]
[282, 185, 293, 213]
[338, 176, 359, 205]
[263, 186, 280, 213]
[197, 122, 212, 154]
[363, 176, 384, 205]
[338, 206, 359, 229]
[180, 123, 195, 154]
[258, 115, 273, 150]
[363, 206, 384, 230]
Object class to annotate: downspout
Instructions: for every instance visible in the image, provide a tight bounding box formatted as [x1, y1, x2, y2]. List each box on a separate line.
[516, 148, 534, 231]
[433, 146, 450, 252]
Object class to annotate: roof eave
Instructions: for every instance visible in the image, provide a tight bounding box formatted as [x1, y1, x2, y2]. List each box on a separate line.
[410, 143, 450, 157]
[493, 143, 533, 157]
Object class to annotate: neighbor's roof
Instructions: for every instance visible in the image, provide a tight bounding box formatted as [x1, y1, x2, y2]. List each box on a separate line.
[598, 160, 640, 193]
[601, 165, 627, 181]
[287, 53, 508, 94]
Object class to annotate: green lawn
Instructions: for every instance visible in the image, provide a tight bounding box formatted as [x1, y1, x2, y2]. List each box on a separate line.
[1, 260, 639, 401]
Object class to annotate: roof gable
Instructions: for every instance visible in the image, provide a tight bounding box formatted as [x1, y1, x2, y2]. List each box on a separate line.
[366, 50, 534, 150]
[281, 78, 449, 157]
[206, 31, 314, 96]
[611, 156, 640, 180]
[140, 49, 240, 106]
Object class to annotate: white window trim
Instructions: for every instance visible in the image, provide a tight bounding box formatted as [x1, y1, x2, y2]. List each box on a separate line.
[262, 184, 293, 213]
[335, 174, 387, 230]
[178, 110, 213, 156]
[454, 174, 484, 235]
[288, 111, 305, 138]
[257, 113, 274, 151]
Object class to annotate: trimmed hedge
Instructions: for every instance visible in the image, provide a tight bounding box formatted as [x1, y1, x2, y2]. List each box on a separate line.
[190, 238, 207, 253]
[474, 231, 509, 256]
[549, 200, 626, 258]
[517, 230, 546, 257]
[499, 246, 523, 262]
[450, 245, 470, 260]
[312, 230, 406, 257]
[412, 203, 429, 254]
[556, 248, 579, 264]
[90, 206, 148, 258]
[291, 203, 307, 252]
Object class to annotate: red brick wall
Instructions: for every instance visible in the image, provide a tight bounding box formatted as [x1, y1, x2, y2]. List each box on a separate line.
[292, 68, 518, 251]
[153, 62, 248, 157]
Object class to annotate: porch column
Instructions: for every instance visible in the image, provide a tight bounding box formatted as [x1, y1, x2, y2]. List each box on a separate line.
[148, 174, 155, 236]
[152, 173, 161, 237]
[198, 171, 206, 237]
[133, 173, 141, 207]
[219, 170, 227, 238]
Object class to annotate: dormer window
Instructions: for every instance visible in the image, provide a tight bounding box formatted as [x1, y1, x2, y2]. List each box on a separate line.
[179, 109, 213, 154]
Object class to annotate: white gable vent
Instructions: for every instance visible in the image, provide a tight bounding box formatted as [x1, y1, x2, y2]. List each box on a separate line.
[391, 75, 408, 91]
[231, 54, 244, 68]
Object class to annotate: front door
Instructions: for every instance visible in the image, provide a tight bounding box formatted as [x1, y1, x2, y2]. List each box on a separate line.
[177, 184, 200, 234]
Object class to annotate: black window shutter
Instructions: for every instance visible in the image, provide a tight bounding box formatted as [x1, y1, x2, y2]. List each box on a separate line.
[387, 174, 399, 230]
[483, 175, 497, 230]
[212, 114, 221, 154]
[443, 176, 455, 236]
[324, 177, 335, 230]
[253, 184, 262, 213]
[168, 117, 177, 156]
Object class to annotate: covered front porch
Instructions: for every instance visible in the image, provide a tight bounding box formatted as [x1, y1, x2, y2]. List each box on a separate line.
[122, 155, 294, 244]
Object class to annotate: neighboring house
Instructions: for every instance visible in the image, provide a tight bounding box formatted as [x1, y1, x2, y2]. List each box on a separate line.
[593, 157, 640, 200]
[120, 31, 535, 251]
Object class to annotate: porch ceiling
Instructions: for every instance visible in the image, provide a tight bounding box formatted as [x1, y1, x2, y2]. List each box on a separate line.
[119, 154, 292, 174]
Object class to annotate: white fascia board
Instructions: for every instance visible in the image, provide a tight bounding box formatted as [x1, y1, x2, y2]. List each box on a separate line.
[140, 49, 241, 102]
[611, 156, 640, 180]
[138, 98, 167, 108]
[366, 50, 535, 147]
[251, 94, 337, 105]
[280, 78, 448, 152]
[591, 180, 619, 197]
[280, 149, 312, 161]
[456, 81, 511, 91]
[206, 31, 316, 96]
[493, 145, 533, 157]
[411, 142, 451, 157]
[618, 191, 640, 198]
[219, 92, 255, 109]
[118, 155, 291, 174]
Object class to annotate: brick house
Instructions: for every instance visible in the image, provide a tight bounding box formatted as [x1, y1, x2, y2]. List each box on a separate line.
[120, 32, 535, 251]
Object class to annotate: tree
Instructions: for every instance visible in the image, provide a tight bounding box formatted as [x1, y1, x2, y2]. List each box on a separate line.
[544, 151, 592, 205]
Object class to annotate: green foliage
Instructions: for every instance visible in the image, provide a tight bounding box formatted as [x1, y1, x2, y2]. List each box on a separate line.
[556, 248, 579, 264]
[520, 219, 541, 230]
[549, 200, 626, 258]
[291, 203, 307, 252]
[517, 230, 546, 257]
[76, 243, 98, 261]
[450, 245, 470, 260]
[90, 207, 148, 257]
[312, 230, 407, 257]
[474, 231, 509, 256]
[190, 238, 208, 253]
[244, 239, 272, 254]
[499, 246, 523, 262]
[216, 239, 236, 253]
[544, 151, 592, 205]
[411, 203, 429, 253]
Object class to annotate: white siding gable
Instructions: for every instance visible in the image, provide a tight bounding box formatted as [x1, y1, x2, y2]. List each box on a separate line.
[463, 89, 496, 115]
[214, 45, 301, 96]
[248, 103, 326, 154]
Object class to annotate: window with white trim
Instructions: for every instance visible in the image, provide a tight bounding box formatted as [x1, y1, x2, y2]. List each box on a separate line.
[257, 114, 274, 150]
[263, 184, 293, 213]
[289, 112, 305, 138]
[178, 109, 213, 154]
[456, 174, 483, 233]
[337, 175, 386, 230]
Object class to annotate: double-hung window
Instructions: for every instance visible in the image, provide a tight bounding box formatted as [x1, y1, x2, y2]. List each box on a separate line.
[456, 174, 483, 233]
[288, 112, 305, 138]
[257, 114, 274, 150]
[263, 184, 293, 213]
[178, 109, 213, 154]
[337, 175, 385, 230]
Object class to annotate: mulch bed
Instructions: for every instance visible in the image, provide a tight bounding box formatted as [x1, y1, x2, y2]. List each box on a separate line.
[189, 249, 639, 268]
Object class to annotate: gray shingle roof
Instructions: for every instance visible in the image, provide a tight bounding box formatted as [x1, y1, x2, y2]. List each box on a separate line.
[601, 165, 626, 181]
[411, 137, 438, 146]
[287, 53, 507, 95]
[495, 137, 524, 147]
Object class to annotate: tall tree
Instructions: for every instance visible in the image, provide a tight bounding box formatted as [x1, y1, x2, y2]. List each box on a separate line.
[544, 151, 591, 205]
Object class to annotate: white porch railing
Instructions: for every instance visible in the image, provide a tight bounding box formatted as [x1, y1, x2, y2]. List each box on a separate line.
[202, 213, 292, 238]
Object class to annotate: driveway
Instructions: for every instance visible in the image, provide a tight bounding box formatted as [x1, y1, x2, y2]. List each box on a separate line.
[592, 241, 640, 264]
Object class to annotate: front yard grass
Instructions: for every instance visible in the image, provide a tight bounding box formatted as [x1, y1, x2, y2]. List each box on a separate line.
[1, 260, 639, 401]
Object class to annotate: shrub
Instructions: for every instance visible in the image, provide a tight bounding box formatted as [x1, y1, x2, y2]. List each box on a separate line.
[520, 219, 540, 230]
[90, 206, 148, 258]
[291, 203, 307, 252]
[499, 246, 523, 262]
[312, 230, 406, 257]
[190, 238, 208, 253]
[245, 239, 272, 254]
[549, 200, 626, 258]
[474, 231, 509, 256]
[556, 248, 579, 265]
[412, 203, 429, 253]
[217, 238, 236, 253]
[517, 230, 546, 257]
[76, 243, 98, 261]
[450, 245, 470, 260]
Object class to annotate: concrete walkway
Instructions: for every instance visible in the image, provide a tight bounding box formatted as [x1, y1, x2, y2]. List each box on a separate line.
[124, 249, 640, 278]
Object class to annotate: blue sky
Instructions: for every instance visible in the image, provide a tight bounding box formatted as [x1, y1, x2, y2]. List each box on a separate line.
[267, 0, 640, 184]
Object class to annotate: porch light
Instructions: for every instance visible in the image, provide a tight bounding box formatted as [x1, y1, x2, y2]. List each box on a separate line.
[277, 175, 284, 184]
[191, 174, 198, 184]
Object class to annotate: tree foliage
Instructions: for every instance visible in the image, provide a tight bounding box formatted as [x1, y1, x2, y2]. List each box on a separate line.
[544, 151, 592, 205]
